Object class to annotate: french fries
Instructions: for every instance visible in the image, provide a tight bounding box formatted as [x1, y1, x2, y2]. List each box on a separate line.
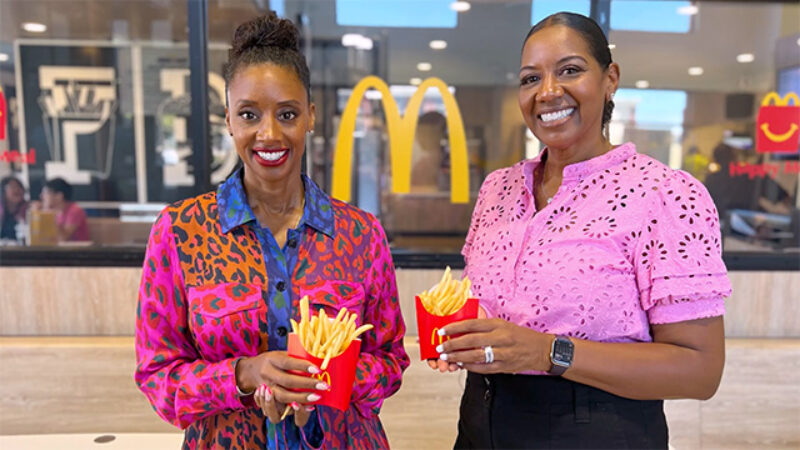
[418, 266, 473, 316]
[281, 295, 373, 420]
[291, 295, 373, 370]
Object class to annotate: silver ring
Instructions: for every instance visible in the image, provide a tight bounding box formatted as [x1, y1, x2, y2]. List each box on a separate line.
[483, 345, 494, 364]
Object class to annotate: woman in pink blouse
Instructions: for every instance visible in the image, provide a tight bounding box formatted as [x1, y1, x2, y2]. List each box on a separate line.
[430, 12, 730, 449]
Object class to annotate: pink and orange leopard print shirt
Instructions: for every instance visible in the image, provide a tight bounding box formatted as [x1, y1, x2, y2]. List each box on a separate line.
[135, 173, 409, 449]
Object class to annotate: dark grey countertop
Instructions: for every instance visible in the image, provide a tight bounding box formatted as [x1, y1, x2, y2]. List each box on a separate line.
[0, 246, 798, 270]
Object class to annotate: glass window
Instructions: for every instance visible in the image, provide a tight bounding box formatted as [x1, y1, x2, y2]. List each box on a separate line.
[336, 0, 458, 28]
[610, 1, 692, 33]
[531, 0, 591, 25]
[1, 0, 797, 264]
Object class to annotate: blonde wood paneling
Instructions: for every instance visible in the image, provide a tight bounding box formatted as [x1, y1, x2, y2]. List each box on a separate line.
[0, 267, 797, 338]
[0, 268, 141, 336]
[724, 271, 800, 338]
[1, 337, 798, 450]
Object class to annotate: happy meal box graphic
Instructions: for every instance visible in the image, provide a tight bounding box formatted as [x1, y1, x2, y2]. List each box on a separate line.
[415, 266, 479, 360]
[756, 91, 800, 154]
[287, 296, 372, 411]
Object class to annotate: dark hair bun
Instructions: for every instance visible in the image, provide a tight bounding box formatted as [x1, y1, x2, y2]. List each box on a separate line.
[231, 11, 300, 58]
[224, 11, 310, 97]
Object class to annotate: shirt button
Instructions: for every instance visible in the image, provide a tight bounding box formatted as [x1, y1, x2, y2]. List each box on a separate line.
[277, 326, 288, 337]
[484, 389, 491, 403]
[276, 281, 286, 292]
[287, 238, 298, 248]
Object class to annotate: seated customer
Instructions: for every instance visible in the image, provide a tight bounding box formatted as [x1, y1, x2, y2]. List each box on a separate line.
[39, 178, 90, 242]
[1, 176, 29, 241]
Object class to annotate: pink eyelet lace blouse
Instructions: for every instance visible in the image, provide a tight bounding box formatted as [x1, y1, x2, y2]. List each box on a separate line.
[463, 143, 731, 351]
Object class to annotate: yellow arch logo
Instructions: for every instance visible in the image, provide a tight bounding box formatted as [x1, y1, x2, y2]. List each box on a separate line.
[332, 76, 470, 204]
[313, 371, 332, 390]
[762, 92, 799, 107]
[431, 327, 449, 346]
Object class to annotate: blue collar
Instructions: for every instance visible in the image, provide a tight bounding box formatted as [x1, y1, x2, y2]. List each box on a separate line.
[217, 168, 335, 238]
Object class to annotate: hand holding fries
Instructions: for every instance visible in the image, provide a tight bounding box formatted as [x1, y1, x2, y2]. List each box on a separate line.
[243, 295, 374, 421]
[291, 296, 373, 370]
[418, 266, 473, 316]
[415, 266, 480, 361]
[236, 350, 323, 426]
[279, 295, 373, 415]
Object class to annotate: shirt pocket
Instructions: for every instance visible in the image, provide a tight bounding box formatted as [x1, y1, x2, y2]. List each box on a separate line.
[297, 280, 366, 325]
[187, 283, 264, 360]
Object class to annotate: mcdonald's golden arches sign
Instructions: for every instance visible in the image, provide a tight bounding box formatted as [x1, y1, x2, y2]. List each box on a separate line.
[332, 76, 470, 204]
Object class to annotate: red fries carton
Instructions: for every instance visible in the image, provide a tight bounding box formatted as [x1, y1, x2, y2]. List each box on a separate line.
[415, 296, 479, 360]
[287, 333, 361, 411]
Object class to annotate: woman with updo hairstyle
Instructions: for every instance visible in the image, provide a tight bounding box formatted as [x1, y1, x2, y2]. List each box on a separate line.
[135, 12, 409, 449]
[428, 12, 730, 449]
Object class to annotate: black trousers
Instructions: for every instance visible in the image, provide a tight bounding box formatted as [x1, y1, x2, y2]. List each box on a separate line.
[454, 372, 668, 450]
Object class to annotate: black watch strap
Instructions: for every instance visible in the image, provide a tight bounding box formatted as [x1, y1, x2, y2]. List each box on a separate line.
[548, 335, 574, 376]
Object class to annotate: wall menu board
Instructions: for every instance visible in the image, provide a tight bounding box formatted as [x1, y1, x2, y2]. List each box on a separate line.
[15, 41, 235, 204]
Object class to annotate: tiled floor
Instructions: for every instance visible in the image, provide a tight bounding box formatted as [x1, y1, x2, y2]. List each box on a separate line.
[0, 433, 183, 449]
[1, 338, 798, 449]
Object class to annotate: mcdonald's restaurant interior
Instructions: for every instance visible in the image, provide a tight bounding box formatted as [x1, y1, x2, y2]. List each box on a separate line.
[0, 0, 798, 448]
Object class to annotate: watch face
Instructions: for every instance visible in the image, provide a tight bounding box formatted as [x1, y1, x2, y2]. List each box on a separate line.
[553, 338, 574, 364]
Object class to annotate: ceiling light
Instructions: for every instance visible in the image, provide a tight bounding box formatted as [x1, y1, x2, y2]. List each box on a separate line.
[342, 33, 362, 47]
[342, 33, 372, 50]
[0, 53, 8, 62]
[356, 37, 373, 50]
[417, 62, 432, 71]
[450, 1, 471, 12]
[22, 22, 47, 33]
[677, 5, 698, 15]
[688, 66, 704, 76]
[736, 53, 754, 63]
[608, 44, 616, 50]
[797, 37, 800, 46]
[635, 80, 650, 89]
[429, 40, 447, 50]
[410, 77, 422, 86]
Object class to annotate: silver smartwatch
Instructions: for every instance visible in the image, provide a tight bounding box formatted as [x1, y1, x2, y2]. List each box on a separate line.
[548, 335, 574, 376]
